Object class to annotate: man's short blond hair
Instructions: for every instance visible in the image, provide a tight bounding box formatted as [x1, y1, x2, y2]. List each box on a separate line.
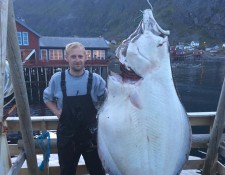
[65, 42, 86, 56]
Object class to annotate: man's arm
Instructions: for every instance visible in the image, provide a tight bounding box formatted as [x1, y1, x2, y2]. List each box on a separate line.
[45, 101, 62, 119]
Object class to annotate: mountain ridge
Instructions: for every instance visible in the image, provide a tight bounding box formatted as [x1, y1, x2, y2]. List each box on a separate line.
[13, 0, 225, 46]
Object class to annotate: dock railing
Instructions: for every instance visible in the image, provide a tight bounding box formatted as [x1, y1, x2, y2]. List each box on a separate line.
[5, 112, 225, 175]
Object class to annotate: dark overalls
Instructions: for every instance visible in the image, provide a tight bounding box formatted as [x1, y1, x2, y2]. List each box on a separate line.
[57, 71, 105, 175]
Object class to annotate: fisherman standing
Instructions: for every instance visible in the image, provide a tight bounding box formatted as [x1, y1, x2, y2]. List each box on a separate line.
[43, 42, 106, 175]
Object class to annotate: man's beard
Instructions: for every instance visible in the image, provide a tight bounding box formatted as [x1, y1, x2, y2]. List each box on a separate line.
[71, 65, 84, 72]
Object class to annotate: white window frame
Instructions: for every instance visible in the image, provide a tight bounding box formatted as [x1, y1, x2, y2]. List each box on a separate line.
[22, 32, 29, 45]
[86, 50, 91, 60]
[17, 32, 22, 45]
[93, 50, 105, 60]
[41, 49, 48, 60]
[49, 49, 63, 60]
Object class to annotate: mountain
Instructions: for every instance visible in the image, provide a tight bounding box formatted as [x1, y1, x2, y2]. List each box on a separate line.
[13, 0, 225, 46]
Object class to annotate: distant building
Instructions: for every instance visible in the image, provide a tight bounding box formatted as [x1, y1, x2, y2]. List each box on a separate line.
[16, 19, 110, 68]
[205, 45, 220, 53]
[190, 41, 199, 47]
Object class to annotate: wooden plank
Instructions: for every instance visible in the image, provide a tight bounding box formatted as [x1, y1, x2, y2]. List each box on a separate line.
[188, 112, 215, 126]
[0, 0, 9, 123]
[7, 0, 38, 174]
[6, 113, 217, 131]
[7, 151, 25, 175]
[217, 161, 225, 175]
[8, 134, 223, 157]
[7, 116, 58, 131]
[192, 134, 225, 148]
[18, 165, 88, 175]
[187, 111, 216, 117]
[189, 116, 214, 126]
[12, 160, 225, 175]
[9, 136, 211, 156]
[183, 159, 204, 170]
[218, 142, 225, 158]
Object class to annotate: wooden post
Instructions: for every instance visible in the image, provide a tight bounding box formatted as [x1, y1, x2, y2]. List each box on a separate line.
[7, 0, 38, 174]
[0, 0, 8, 129]
[202, 77, 225, 175]
[0, 0, 11, 174]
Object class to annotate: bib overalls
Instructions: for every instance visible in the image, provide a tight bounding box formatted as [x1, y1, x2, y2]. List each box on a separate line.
[57, 71, 105, 175]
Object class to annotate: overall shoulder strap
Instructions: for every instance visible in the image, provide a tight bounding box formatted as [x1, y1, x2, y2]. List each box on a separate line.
[87, 72, 93, 95]
[61, 70, 66, 97]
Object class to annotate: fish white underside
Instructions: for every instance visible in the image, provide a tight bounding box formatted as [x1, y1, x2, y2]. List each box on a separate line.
[0, 135, 11, 174]
[98, 73, 191, 175]
[98, 8, 191, 175]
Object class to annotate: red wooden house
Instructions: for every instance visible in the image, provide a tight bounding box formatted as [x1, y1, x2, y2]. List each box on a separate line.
[16, 19, 110, 68]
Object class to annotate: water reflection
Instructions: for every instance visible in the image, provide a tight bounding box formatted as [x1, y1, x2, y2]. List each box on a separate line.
[7, 56, 225, 116]
[172, 57, 225, 112]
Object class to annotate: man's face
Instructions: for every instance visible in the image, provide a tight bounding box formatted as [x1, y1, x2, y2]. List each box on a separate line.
[65, 46, 86, 74]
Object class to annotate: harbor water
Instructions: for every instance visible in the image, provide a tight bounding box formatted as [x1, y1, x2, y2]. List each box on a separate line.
[6, 55, 225, 165]
[24, 56, 225, 116]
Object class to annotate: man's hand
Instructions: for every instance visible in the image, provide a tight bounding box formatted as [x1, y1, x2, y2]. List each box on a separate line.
[55, 110, 62, 119]
[45, 101, 62, 119]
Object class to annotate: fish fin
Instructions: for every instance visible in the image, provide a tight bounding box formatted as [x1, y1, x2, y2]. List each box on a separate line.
[129, 90, 142, 109]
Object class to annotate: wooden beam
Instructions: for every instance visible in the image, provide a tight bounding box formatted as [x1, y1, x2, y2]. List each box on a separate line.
[218, 141, 225, 158]
[7, 151, 25, 175]
[0, 0, 9, 123]
[188, 112, 215, 126]
[0, 1, 11, 174]
[6, 0, 38, 174]
[202, 78, 225, 175]
[7, 134, 225, 157]
[5, 113, 217, 131]
[183, 159, 204, 170]
[217, 161, 225, 175]
[18, 165, 88, 175]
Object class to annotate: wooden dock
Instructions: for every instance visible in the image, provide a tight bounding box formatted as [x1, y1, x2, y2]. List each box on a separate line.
[5, 112, 225, 175]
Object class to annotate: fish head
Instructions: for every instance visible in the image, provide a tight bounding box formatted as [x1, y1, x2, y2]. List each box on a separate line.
[117, 8, 170, 78]
[125, 30, 170, 77]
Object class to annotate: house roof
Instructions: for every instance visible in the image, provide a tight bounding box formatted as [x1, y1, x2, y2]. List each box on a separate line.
[16, 19, 41, 37]
[39, 36, 109, 49]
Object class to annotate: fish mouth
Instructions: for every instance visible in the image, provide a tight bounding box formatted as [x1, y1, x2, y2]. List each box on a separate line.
[119, 64, 142, 82]
[108, 63, 142, 85]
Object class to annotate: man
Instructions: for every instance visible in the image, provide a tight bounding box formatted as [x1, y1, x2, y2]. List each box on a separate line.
[43, 42, 106, 175]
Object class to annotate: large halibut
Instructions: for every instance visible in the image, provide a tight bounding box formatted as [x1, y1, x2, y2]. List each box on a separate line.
[98, 8, 192, 175]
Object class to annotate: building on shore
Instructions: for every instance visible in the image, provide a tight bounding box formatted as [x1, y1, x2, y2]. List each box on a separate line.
[16, 19, 110, 101]
[16, 19, 110, 69]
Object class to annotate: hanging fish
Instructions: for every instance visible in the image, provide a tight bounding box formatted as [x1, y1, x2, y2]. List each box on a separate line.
[97, 4, 192, 175]
[3, 60, 14, 107]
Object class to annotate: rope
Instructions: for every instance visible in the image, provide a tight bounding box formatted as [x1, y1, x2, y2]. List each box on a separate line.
[36, 131, 50, 171]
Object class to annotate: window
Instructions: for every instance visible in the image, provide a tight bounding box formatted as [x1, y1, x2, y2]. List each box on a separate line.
[86, 50, 91, 60]
[17, 32, 29, 46]
[22, 32, 29, 45]
[17, 32, 22, 45]
[41, 49, 47, 60]
[93, 50, 105, 60]
[49, 49, 63, 60]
